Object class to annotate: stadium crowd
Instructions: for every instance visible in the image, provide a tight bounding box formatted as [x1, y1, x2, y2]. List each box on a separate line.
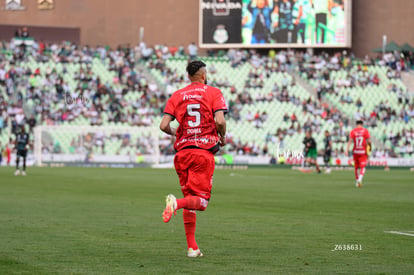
[0, 39, 413, 160]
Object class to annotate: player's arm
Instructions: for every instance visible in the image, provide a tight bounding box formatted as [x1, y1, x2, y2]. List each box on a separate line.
[212, 88, 227, 146]
[366, 138, 372, 156]
[346, 138, 352, 156]
[215, 111, 226, 146]
[366, 130, 371, 149]
[159, 114, 176, 136]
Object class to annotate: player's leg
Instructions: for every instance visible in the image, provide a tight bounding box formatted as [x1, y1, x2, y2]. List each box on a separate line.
[177, 180, 209, 256]
[176, 196, 209, 211]
[324, 153, 331, 173]
[359, 167, 366, 182]
[162, 153, 189, 223]
[181, 149, 214, 257]
[7, 148, 11, 165]
[174, 149, 213, 210]
[182, 209, 201, 256]
[303, 157, 310, 168]
[353, 156, 359, 179]
[357, 156, 368, 185]
[15, 153, 20, 176]
[354, 166, 359, 180]
[307, 157, 312, 168]
[163, 149, 210, 222]
[353, 156, 361, 187]
[314, 157, 321, 173]
[22, 152, 27, 176]
[308, 149, 320, 173]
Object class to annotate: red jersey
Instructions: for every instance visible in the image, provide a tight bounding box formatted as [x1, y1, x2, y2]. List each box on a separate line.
[164, 82, 227, 152]
[350, 127, 370, 155]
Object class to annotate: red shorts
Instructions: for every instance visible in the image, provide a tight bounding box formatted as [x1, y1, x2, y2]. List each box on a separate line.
[174, 148, 215, 200]
[353, 154, 368, 168]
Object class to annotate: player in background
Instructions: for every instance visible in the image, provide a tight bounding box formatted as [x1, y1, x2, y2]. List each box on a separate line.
[303, 130, 321, 173]
[15, 126, 30, 176]
[323, 130, 332, 173]
[0, 141, 3, 166]
[347, 120, 371, 187]
[6, 137, 13, 166]
[160, 60, 227, 258]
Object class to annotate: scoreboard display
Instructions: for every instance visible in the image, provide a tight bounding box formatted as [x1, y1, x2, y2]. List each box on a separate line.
[199, 0, 352, 48]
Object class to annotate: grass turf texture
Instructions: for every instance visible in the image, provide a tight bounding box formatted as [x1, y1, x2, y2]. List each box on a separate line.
[0, 167, 413, 274]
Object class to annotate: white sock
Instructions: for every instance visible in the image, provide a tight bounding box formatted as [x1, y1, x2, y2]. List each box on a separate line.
[358, 175, 363, 182]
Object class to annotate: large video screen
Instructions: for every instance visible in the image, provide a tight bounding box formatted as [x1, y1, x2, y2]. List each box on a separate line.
[199, 0, 351, 48]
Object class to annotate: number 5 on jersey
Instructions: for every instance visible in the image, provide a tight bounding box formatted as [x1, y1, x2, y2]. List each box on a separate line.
[187, 104, 201, 127]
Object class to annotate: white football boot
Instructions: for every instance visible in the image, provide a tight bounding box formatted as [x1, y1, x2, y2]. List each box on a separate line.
[187, 248, 203, 258]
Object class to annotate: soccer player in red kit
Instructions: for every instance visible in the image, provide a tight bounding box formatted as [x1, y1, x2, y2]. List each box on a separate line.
[347, 120, 371, 187]
[160, 60, 227, 257]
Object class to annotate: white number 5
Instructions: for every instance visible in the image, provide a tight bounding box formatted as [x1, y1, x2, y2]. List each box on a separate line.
[187, 104, 201, 127]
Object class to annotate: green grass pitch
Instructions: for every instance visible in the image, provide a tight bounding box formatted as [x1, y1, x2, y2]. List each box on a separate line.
[0, 166, 413, 274]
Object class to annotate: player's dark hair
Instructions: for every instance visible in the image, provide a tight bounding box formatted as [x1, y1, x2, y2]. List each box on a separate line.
[356, 120, 363, 125]
[186, 60, 206, 76]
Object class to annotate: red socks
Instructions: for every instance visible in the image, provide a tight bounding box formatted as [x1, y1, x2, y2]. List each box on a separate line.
[355, 167, 366, 180]
[360, 167, 366, 177]
[183, 209, 197, 250]
[177, 196, 209, 250]
[176, 196, 208, 211]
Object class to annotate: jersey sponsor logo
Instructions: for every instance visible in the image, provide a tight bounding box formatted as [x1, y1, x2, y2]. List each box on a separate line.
[183, 94, 203, 101]
[194, 135, 220, 147]
[176, 138, 188, 145]
[176, 135, 219, 146]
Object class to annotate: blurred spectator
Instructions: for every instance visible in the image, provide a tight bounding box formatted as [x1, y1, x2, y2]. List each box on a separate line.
[187, 42, 198, 60]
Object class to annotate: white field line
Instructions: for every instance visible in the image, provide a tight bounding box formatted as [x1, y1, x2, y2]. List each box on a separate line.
[384, 231, 414, 237]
